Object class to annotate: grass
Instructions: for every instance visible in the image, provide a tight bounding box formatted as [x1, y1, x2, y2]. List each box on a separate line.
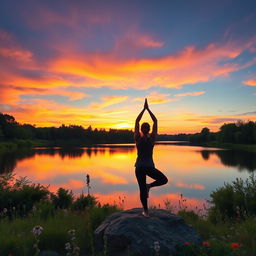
[177, 210, 256, 256]
[0, 203, 255, 256]
[0, 141, 18, 153]
[0, 204, 119, 256]
[1, 174, 256, 255]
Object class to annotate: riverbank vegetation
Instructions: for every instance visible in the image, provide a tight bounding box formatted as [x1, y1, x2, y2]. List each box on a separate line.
[189, 121, 256, 152]
[1, 173, 256, 255]
[0, 113, 188, 150]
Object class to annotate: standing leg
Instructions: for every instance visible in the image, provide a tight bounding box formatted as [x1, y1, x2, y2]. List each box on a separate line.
[146, 168, 168, 188]
[135, 167, 149, 215]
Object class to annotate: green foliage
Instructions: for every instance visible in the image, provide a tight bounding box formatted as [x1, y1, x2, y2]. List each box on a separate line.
[176, 241, 234, 256]
[209, 174, 256, 222]
[178, 210, 199, 222]
[189, 127, 216, 144]
[51, 188, 74, 209]
[0, 112, 135, 146]
[0, 174, 49, 218]
[189, 121, 256, 145]
[34, 201, 55, 220]
[0, 204, 120, 256]
[72, 193, 97, 211]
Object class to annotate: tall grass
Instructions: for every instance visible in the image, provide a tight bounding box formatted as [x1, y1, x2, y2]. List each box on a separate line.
[1, 173, 256, 255]
[0, 204, 119, 256]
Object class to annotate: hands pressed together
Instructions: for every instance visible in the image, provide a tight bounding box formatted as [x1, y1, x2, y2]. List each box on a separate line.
[143, 98, 149, 111]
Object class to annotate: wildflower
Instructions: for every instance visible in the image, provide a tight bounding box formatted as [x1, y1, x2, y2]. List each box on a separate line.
[65, 242, 71, 250]
[230, 242, 242, 249]
[153, 241, 160, 253]
[3, 208, 7, 213]
[184, 241, 191, 246]
[12, 206, 15, 211]
[68, 229, 76, 236]
[202, 241, 210, 247]
[32, 225, 43, 236]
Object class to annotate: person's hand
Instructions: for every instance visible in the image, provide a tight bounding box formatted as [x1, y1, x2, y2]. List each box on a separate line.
[144, 98, 149, 110]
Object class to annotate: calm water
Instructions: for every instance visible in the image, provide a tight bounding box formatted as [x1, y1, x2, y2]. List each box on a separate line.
[1, 142, 256, 211]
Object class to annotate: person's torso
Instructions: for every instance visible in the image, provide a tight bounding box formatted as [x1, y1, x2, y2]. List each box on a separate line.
[135, 136, 155, 167]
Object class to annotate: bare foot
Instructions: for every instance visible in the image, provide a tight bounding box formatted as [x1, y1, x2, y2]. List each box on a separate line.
[142, 211, 149, 218]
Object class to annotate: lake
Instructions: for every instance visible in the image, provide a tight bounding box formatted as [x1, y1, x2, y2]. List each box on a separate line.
[1, 142, 255, 212]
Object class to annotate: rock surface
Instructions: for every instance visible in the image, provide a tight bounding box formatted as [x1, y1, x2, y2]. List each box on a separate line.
[94, 208, 201, 256]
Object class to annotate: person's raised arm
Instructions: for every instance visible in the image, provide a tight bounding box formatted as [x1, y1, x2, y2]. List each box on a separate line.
[134, 108, 145, 140]
[145, 98, 158, 138]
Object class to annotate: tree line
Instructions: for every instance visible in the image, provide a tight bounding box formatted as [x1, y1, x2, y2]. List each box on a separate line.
[0, 113, 134, 145]
[0, 113, 189, 146]
[189, 120, 256, 144]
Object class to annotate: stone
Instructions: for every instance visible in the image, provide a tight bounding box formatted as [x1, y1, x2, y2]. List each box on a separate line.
[94, 208, 201, 256]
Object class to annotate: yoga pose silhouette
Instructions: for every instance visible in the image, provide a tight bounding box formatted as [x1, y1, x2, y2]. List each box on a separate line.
[134, 98, 168, 217]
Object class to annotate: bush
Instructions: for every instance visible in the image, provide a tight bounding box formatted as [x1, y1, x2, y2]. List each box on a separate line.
[51, 188, 74, 209]
[72, 193, 97, 211]
[209, 174, 256, 222]
[0, 174, 49, 218]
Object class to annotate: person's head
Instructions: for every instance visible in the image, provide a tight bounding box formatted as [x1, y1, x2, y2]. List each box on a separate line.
[141, 122, 150, 135]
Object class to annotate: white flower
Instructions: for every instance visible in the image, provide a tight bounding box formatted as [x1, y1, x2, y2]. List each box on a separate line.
[32, 225, 43, 235]
[153, 241, 160, 252]
[65, 242, 71, 250]
[68, 229, 76, 236]
[3, 208, 7, 213]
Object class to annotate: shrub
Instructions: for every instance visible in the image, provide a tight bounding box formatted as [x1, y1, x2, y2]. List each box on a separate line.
[209, 174, 256, 222]
[0, 174, 49, 218]
[51, 188, 74, 209]
[72, 193, 97, 211]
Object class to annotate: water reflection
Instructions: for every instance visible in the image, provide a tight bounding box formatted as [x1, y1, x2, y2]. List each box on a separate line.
[0, 144, 255, 211]
[1, 145, 255, 174]
[200, 149, 256, 172]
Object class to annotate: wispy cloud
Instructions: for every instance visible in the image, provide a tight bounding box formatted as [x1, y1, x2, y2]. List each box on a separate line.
[133, 91, 171, 104]
[90, 96, 128, 109]
[175, 182, 205, 190]
[175, 91, 205, 97]
[243, 79, 256, 86]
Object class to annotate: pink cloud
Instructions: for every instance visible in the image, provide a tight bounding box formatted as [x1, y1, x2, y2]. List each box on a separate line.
[175, 91, 205, 97]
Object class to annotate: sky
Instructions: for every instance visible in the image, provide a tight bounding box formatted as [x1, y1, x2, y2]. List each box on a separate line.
[0, 0, 256, 134]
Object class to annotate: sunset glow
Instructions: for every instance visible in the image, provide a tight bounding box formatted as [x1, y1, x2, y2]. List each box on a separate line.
[12, 144, 251, 210]
[0, 1, 255, 133]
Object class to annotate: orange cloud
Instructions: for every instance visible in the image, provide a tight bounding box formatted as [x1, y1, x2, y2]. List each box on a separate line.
[175, 91, 205, 97]
[175, 182, 205, 190]
[0, 85, 89, 105]
[133, 91, 171, 104]
[90, 96, 128, 109]
[243, 79, 256, 86]
[47, 40, 256, 90]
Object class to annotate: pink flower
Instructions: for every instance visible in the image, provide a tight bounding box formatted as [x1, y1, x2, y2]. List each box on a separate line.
[184, 241, 191, 246]
[202, 241, 210, 247]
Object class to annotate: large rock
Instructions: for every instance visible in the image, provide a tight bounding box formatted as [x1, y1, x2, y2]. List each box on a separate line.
[94, 208, 201, 256]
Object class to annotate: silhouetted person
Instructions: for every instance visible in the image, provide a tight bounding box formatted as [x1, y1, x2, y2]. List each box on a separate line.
[134, 98, 168, 217]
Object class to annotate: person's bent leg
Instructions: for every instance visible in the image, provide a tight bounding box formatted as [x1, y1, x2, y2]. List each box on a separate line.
[147, 168, 168, 188]
[135, 167, 149, 214]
